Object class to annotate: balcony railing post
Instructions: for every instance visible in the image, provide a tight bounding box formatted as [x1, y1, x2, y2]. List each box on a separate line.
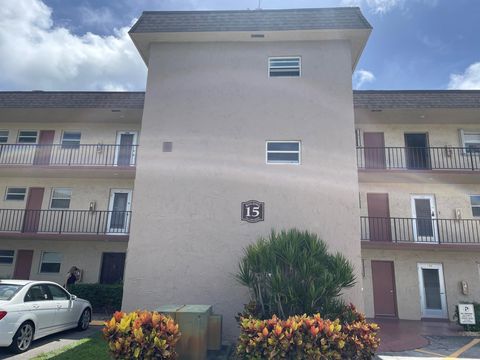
[59, 210, 64, 234]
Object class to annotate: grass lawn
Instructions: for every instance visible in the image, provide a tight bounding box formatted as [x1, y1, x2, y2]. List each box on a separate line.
[31, 333, 109, 360]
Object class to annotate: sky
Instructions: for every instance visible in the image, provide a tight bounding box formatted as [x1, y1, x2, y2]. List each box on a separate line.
[0, 0, 479, 91]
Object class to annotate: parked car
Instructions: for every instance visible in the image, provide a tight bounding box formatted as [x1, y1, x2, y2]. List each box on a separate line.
[0, 280, 92, 353]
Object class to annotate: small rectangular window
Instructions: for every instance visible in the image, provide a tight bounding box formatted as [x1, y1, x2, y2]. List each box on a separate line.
[471, 195, 480, 217]
[5, 187, 27, 201]
[268, 57, 301, 77]
[266, 141, 301, 164]
[18, 130, 38, 144]
[50, 188, 72, 209]
[40, 252, 62, 273]
[0, 250, 14, 264]
[61, 131, 81, 148]
[0, 130, 8, 143]
[461, 130, 480, 153]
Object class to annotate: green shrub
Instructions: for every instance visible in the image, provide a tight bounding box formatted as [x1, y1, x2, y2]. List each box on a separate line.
[103, 310, 181, 359]
[236, 305, 380, 359]
[235, 229, 356, 319]
[68, 283, 123, 313]
[454, 303, 480, 332]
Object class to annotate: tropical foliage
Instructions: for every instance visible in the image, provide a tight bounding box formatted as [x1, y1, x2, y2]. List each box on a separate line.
[236, 305, 380, 359]
[103, 310, 181, 359]
[235, 229, 356, 319]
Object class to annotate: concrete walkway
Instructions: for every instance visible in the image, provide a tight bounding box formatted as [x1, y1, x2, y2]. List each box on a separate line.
[374, 318, 464, 352]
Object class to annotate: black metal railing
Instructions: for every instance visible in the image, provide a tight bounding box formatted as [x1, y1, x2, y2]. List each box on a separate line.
[361, 216, 480, 244]
[357, 146, 480, 171]
[0, 144, 137, 166]
[0, 209, 131, 235]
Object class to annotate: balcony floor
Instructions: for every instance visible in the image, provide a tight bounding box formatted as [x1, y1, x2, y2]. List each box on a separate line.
[0, 165, 135, 179]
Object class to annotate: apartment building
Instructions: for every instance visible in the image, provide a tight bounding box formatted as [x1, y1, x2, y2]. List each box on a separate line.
[0, 92, 143, 285]
[1, 6, 479, 340]
[122, 8, 371, 338]
[355, 90, 480, 322]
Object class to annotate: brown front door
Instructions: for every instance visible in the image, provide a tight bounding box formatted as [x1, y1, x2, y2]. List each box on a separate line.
[367, 193, 392, 241]
[13, 250, 34, 280]
[100, 252, 126, 284]
[33, 130, 55, 165]
[371, 260, 398, 317]
[364, 132, 386, 169]
[23, 187, 44, 233]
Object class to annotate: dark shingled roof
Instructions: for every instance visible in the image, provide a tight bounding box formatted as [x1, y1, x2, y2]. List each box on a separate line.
[129, 7, 372, 34]
[354, 90, 480, 109]
[0, 92, 145, 109]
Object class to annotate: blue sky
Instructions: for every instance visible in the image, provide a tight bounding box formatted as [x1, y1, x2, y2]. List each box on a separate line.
[0, 0, 479, 91]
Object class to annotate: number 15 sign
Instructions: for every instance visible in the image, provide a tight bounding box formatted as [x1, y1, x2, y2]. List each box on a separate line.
[241, 200, 264, 223]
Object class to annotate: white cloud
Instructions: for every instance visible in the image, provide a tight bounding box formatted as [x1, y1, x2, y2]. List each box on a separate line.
[342, 0, 404, 14]
[342, 0, 437, 14]
[353, 69, 376, 89]
[0, 0, 146, 91]
[448, 62, 480, 90]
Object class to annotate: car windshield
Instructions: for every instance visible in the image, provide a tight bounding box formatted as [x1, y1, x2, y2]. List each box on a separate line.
[0, 284, 23, 301]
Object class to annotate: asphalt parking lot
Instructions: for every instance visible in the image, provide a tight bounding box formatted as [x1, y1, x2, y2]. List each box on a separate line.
[0, 325, 99, 360]
[378, 336, 480, 359]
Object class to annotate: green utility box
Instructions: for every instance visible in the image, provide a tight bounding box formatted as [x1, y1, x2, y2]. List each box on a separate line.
[156, 305, 222, 360]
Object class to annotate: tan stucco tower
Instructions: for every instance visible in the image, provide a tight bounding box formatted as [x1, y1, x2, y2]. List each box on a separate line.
[123, 8, 371, 339]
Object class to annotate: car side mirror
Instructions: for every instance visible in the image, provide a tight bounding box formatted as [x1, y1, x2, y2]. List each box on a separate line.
[70, 294, 77, 301]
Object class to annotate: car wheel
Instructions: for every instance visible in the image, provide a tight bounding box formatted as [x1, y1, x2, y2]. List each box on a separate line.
[77, 308, 91, 331]
[9, 321, 34, 354]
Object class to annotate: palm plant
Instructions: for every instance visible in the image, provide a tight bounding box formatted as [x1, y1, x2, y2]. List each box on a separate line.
[235, 229, 356, 319]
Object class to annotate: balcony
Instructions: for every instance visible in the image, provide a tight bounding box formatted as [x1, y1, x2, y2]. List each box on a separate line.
[357, 146, 480, 171]
[0, 144, 137, 178]
[0, 209, 131, 241]
[360, 216, 480, 250]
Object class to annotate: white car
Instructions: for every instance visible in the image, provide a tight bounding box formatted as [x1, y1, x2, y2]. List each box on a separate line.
[0, 280, 92, 353]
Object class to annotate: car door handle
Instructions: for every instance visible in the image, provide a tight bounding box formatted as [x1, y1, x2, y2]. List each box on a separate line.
[32, 304, 40, 309]
[57, 304, 62, 309]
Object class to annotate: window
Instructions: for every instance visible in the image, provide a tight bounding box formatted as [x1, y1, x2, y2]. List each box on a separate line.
[0, 250, 14, 264]
[40, 252, 62, 273]
[17, 130, 38, 144]
[61, 131, 81, 148]
[461, 130, 480, 153]
[50, 188, 72, 209]
[5, 187, 26, 201]
[0, 130, 8, 143]
[471, 195, 480, 217]
[24, 285, 51, 301]
[0, 284, 22, 301]
[268, 57, 301, 77]
[46, 284, 69, 300]
[266, 141, 301, 164]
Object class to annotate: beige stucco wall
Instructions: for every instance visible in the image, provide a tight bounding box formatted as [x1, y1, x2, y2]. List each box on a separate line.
[359, 182, 480, 220]
[362, 248, 480, 320]
[0, 239, 127, 284]
[0, 177, 134, 211]
[123, 40, 362, 339]
[0, 122, 140, 145]
[356, 123, 480, 148]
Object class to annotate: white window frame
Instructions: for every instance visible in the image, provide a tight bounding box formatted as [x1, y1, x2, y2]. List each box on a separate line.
[0, 250, 14, 265]
[49, 188, 72, 209]
[39, 251, 62, 274]
[0, 130, 8, 143]
[268, 56, 301, 78]
[61, 130, 81, 148]
[266, 141, 301, 165]
[460, 129, 480, 153]
[470, 195, 480, 217]
[5, 187, 27, 201]
[17, 130, 38, 144]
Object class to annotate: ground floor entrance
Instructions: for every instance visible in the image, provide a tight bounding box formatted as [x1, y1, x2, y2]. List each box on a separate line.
[362, 248, 480, 322]
[0, 239, 127, 285]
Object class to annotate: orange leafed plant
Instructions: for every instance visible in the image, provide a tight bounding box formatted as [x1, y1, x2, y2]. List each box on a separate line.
[103, 310, 181, 359]
[236, 304, 380, 359]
